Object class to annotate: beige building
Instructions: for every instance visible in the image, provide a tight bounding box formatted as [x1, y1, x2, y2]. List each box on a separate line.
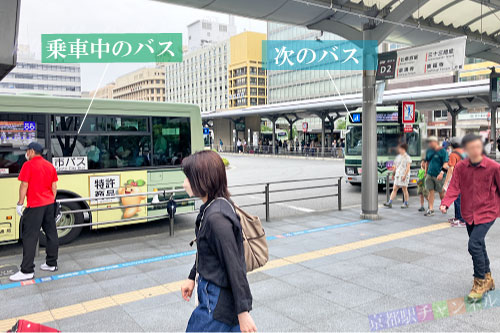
[88, 82, 115, 99]
[113, 67, 165, 102]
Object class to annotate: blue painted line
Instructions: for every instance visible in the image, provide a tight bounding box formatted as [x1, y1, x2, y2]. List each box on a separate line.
[0, 219, 372, 291]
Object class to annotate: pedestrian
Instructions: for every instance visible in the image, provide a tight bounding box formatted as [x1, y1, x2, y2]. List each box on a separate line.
[383, 143, 411, 209]
[10, 142, 59, 282]
[440, 134, 500, 302]
[417, 160, 428, 212]
[423, 136, 449, 216]
[219, 138, 224, 153]
[237, 138, 242, 154]
[442, 137, 450, 150]
[180, 151, 256, 332]
[443, 137, 466, 227]
[485, 138, 493, 155]
[340, 139, 345, 158]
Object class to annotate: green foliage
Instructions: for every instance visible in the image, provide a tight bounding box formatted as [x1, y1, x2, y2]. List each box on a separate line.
[336, 118, 346, 129]
[261, 125, 272, 133]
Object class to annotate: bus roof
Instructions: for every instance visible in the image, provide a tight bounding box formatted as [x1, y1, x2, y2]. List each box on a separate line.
[0, 94, 201, 117]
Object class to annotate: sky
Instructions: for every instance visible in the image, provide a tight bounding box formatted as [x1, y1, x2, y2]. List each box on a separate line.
[18, 0, 267, 91]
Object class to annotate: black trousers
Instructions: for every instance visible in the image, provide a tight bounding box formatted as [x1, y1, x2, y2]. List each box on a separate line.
[466, 220, 494, 280]
[21, 203, 59, 274]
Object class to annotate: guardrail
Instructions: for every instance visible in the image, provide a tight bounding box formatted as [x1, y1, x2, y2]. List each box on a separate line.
[216, 145, 345, 158]
[53, 176, 343, 237]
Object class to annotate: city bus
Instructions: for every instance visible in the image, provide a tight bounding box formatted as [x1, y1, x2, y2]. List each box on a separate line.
[344, 106, 425, 187]
[0, 95, 203, 245]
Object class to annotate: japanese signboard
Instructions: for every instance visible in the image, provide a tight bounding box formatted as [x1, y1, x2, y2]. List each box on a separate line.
[89, 175, 120, 204]
[391, 36, 466, 80]
[349, 112, 400, 124]
[0, 121, 36, 146]
[52, 156, 88, 172]
[263, 40, 378, 71]
[376, 51, 397, 80]
[404, 124, 414, 133]
[401, 101, 416, 124]
[42, 33, 182, 63]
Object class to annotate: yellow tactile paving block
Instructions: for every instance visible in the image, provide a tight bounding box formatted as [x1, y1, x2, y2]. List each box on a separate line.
[82, 297, 117, 312]
[138, 285, 169, 298]
[0, 222, 450, 326]
[111, 290, 145, 305]
[51, 304, 86, 320]
[0, 318, 18, 332]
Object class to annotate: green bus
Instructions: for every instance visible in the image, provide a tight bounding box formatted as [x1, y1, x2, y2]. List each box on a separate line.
[344, 106, 425, 186]
[0, 95, 203, 245]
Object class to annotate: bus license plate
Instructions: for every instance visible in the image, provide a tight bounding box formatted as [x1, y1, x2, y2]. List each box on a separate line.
[377, 178, 386, 184]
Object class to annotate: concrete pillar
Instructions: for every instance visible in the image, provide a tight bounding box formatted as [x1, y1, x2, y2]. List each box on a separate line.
[361, 30, 379, 219]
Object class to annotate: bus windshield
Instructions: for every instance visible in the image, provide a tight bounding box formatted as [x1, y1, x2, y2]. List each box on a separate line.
[346, 125, 420, 157]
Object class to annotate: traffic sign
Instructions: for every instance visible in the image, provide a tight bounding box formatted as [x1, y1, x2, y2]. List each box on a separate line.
[404, 124, 413, 133]
[401, 101, 416, 124]
[302, 122, 308, 133]
[203, 127, 210, 135]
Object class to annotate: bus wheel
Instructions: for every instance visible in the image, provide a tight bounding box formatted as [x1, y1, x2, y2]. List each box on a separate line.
[39, 201, 84, 246]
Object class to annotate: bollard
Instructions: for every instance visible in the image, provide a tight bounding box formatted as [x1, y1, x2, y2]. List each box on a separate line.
[265, 183, 270, 222]
[386, 173, 391, 203]
[337, 177, 342, 210]
[166, 195, 177, 237]
[169, 216, 174, 237]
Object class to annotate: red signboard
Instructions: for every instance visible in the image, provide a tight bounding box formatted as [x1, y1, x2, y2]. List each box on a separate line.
[404, 124, 413, 133]
[302, 122, 308, 133]
[402, 101, 416, 124]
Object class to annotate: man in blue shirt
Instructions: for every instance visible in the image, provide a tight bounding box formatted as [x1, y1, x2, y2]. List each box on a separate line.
[424, 136, 449, 216]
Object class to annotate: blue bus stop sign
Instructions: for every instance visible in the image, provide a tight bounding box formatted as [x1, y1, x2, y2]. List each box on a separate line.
[203, 128, 210, 135]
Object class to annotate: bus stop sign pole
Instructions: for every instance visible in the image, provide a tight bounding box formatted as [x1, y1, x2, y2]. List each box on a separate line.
[361, 29, 379, 220]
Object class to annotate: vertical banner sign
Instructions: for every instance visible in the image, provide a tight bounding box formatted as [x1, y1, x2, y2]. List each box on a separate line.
[42, 33, 182, 63]
[376, 51, 397, 80]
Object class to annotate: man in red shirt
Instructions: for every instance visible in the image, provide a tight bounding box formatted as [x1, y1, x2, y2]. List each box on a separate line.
[440, 134, 500, 302]
[10, 142, 59, 282]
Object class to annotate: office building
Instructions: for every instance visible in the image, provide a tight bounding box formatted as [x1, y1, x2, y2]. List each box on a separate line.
[88, 82, 115, 99]
[0, 45, 81, 98]
[165, 40, 229, 112]
[228, 31, 267, 109]
[188, 17, 236, 52]
[113, 67, 165, 102]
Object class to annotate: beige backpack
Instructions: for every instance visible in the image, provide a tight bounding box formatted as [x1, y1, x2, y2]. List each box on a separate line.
[201, 198, 268, 272]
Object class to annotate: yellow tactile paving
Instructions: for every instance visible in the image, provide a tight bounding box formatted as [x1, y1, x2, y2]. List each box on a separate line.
[0, 222, 449, 331]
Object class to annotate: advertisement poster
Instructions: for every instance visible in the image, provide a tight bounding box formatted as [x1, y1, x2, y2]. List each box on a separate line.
[0, 121, 36, 146]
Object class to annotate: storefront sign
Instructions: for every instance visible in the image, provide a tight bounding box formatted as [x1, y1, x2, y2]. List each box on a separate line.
[52, 156, 88, 172]
[89, 175, 120, 204]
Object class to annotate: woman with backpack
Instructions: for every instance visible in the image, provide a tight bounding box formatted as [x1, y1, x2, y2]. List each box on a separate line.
[180, 150, 256, 333]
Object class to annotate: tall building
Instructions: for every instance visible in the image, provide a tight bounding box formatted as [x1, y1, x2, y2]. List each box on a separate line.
[228, 31, 267, 109]
[188, 17, 236, 52]
[0, 45, 81, 98]
[165, 40, 229, 112]
[113, 67, 165, 102]
[88, 82, 115, 99]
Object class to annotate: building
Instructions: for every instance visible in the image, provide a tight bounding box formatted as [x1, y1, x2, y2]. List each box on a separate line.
[0, 45, 81, 98]
[88, 82, 115, 99]
[228, 31, 267, 109]
[113, 67, 165, 102]
[187, 17, 236, 52]
[165, 40, 229, 112]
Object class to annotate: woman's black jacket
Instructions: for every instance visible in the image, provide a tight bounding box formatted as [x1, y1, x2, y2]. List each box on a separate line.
[189, 198, 253, 326]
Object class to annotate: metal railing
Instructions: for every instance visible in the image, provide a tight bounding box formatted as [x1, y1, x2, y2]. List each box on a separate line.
[216, 145, 345, 158]
[53, 176, 343, 238]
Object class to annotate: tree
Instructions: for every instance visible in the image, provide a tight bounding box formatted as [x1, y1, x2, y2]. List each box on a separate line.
[336, 118, 346, 130]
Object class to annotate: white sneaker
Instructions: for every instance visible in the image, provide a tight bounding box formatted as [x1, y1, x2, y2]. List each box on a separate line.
[9, 271, 34, 282]
[40, 263, 58, 272]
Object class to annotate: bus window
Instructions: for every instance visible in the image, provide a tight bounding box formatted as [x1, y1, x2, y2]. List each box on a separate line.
[152, 117, 191, 166]
[52, 115, 104, 133]
[346, 126, 362, 155]
[51, 135, 151, 170]
[0, 113, 46, 174]
[108, 116, 148, 132]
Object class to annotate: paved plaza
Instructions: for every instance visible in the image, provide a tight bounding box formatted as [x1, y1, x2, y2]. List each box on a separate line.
[1, 191, 499, 331]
